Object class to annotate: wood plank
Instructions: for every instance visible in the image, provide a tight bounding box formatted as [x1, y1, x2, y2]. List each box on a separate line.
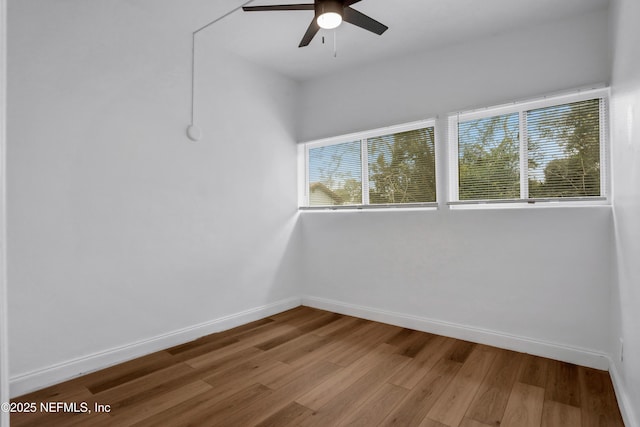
[269, 306, 327, 326]
[545, 360, 581, 407]
[262, 331, 329, 363]
[297, 312, 343, 333]
[184, 323, 294, 369]
[444, 340, 476, 363]
[112, 354, 279, 423]
[396, 331, 434, 358]
[213, 316, 274, 337]
[282, 318, 374, 370]
[300, 352, 411, 426]
[295, 343, 396, 410]
[288, 320, 372, 369]
[133, 383, 273, 427]
[389, 335, 456, 389]
[256, 329, 304, 351]
[581, 411, 625, 427]
[426, 346, 497, 427]
[84, 350, 176, 394]
[178, 345, 260, 379]
[337, 383, 408, 427]
[250, 360, 295, 387]
[254, 402, 314, 427]
[418, 419, 449, 427]
[202, 356, 284, 389]
[311, 315, 363, 337]
[326, 322, 402, 367]
[277, 335, 333, 365]
[230, 316, 299, 342]
[386, 328, 415, 346]
[269, 306, 314, 323]
[92, 362, 197, 410]
[213, 361, 340, 426]
[578, 367, 622, 415]
[465, 349, 523, 425]
[541, 400, 581, 427]
[500, 382, 545, 427]
[199, 359, 291, 407]
[166, 335, 239, 361]
[578, 366, 624, 427]
[108, 380, 213, 426]
[260, 357, 338, 391]
[519, 354, 549, 388]
[379, 358, 461, 427]
[459, 418, 494, 427]
[286, 336, 346, 369]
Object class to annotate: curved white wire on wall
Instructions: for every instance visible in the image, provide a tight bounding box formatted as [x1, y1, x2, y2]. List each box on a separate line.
[187, 0, 256, 141]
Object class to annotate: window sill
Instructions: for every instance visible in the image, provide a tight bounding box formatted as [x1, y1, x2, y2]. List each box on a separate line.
[447, 198, 610, 210]
[299, 203, 439, 212]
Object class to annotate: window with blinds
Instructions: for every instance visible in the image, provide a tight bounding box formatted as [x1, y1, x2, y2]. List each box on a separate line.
[303, 120, 437, 209]
[449, 90, 608, 205]
[308, 140, 362, 206]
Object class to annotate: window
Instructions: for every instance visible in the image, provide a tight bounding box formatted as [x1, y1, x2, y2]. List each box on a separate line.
[449, 89, 608, 205]
[308, 140, 362, 206]
[302, 120, 437, 209]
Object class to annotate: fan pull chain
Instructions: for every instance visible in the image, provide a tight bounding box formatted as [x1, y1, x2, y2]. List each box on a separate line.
[333, 30, 337, 57]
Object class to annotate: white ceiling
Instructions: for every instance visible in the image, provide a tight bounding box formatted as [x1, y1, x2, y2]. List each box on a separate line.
[199, 0, 609, 81]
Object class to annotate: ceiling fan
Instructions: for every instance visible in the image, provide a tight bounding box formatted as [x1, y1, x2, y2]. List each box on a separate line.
[242, 0, 388, 47]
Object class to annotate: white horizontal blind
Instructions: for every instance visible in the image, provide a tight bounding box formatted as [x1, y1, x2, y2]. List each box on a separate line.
[308, 140, 362, 206]
[450, 90, 607, 204]
[367, 127, 436, 204]
[304, 120, 437, 208]
[526, 98, 602, 198]
[457, 113, 520, 200]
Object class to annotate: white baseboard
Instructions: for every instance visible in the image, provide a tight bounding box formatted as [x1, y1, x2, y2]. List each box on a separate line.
[609, 359, 639, 427]
[302, 296, 610, 371]
[10, 297, 301, 398]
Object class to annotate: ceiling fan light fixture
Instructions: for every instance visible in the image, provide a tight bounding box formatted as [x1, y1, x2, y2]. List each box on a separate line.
[316, 0, 343, 29]
[242, 0, 388, 47]
[317, 11, 342, 29]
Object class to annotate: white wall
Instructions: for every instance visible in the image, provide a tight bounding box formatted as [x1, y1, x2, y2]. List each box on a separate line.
[299, 9, 610, 142]
[299, 9, 614, 367]
[7, 0, 300, 393]
[0, 0, 8, 424]
[610, 0, 640, 423]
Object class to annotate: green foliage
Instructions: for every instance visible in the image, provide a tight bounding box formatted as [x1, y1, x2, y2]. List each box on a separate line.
[458, 99, 601, 200]
[333, 178, 362, 204]
[368, 128, 436, 204]
[528, 99, 600, 198]
[458, 114, 520, 200]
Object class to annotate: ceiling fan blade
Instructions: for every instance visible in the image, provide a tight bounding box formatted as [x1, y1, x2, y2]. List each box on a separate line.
[242, 4, 314, 11]
[299, 18, 320, 47]
[343, 6, 388, 35]
[344, 0, 362, 6]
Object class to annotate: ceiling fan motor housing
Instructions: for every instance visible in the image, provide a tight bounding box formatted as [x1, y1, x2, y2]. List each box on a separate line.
[315, 0, 343, 17]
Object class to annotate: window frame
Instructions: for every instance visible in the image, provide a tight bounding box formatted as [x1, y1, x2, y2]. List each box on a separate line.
[300, 118, 438, 210]
[448, 88, 609, 206]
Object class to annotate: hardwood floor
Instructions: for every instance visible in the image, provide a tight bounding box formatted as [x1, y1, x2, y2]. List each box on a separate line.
[11, 307, 625, 426]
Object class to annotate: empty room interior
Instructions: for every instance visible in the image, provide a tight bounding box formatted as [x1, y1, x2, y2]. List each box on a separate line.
[1, 0, 639, 426]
